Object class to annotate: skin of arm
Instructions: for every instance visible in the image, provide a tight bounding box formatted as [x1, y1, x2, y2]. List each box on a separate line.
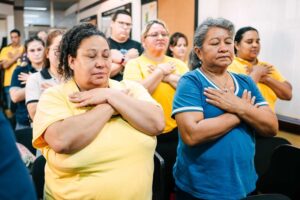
[249, 64, 292, 100]
[69, 88, 165, 136]
[163, 73, 181, 89]
[27, 102, 37, 120]
[2, 50, 23, 69]
[141, 62, 176, 94]
[10, 87, 25, 103]
[204, 88, 278, 137]
[261, 78, 292, 100]
[43, 103, 115, 154]
[175, 112, 241, 146]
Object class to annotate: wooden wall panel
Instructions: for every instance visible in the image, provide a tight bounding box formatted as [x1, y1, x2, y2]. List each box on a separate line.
[158, 0, 195, 52]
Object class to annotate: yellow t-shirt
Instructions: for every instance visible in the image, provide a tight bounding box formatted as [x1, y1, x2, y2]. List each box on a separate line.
[124, 55, 189, 133]
[0, 45, 24, 86]
[228, 57, 286, 111]
[33, 79, 159, 200]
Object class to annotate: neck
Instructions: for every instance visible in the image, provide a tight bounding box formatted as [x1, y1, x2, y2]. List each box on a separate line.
[11, 43, 20, 48]
[32, 62, 44, 71]
[201, 65, 227, 76]
[237, 54, 257, 65]
[49, 66, 60, 79]
[174, 55, 185, 62]
[111, 35, 128, 43]
[144, 50, 165, 62]
[200, 66, 230, 90]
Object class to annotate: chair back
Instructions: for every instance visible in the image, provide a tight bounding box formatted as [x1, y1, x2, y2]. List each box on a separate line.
[31, 155, 46, 200]
[14, 128, 36, 155]
[255, 136, 291, 177]
[257, 144, 300, 199]
[152, 151, 166, 200]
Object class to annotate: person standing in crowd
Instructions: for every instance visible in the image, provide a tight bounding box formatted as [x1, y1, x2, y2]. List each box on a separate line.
[109, 10, 143, 81]
[228, 26, 292, 111]
[0, 112, 37, 200]
[166, 32, 189, 63]
[10, 37, 45, 130]
[0, 29, 24, 116]
[32, 23, 164, 200]
[172, 18, 278, 200]
[26, 30, 64, 120]
[124, 19, 189, 199]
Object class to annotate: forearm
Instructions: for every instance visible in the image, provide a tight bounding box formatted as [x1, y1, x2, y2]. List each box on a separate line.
[110, 63, 124, 77]
[27, 103, 37, 120]
[249, 72, 261, 83]
[263, 78, 292, 100]
[236, 105, 278, 137]
[165, 74, 180, 89]
[2, 55, 20, 69]
[140, 69, 164, 94]
[178, 113, 240, 146]
[108, 92, 164, 136]
[10, 88, 25, 103]
[44, 103, 114, 154]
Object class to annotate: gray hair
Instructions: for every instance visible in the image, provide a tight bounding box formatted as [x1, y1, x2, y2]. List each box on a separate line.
[189, 18, 235, 70]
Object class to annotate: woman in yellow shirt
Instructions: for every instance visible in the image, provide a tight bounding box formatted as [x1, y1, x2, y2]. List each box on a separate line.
[228, 26, 292, 111]
[32, 23, 164, 200]
[124, 19, 189, 199]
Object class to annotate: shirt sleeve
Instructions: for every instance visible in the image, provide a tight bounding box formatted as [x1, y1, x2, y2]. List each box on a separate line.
[32, 87, 74, 148]
[25, 73, 41, 104]
[172, 74, 204, 118]
[123, 58, 143, 81]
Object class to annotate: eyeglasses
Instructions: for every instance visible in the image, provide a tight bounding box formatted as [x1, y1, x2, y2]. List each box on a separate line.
[116, 21, 132, 28]
[50, 48, 60, 57]
[145, 32, 169, 38]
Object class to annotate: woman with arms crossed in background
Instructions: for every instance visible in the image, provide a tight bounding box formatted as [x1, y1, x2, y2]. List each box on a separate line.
[32, 23, 164, 200]
[124, 19, 189, 199]
[228, 26, 292, 111]
[172, 18, 278, 200]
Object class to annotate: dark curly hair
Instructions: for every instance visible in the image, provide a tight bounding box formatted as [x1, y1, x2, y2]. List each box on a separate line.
[166, 32, 188, 57]
[58, 23, 107, 80]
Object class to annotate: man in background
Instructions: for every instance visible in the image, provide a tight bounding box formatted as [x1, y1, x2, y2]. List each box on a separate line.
[0, 29, 24, 116]
[109, 10, 143, 81]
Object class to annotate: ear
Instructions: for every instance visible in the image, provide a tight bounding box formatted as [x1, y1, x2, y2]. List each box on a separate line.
[194, 47, 202, 60]
[234, 41, 239, 52]
[169, 45, 175, 52]
[68, 55, 75, 70]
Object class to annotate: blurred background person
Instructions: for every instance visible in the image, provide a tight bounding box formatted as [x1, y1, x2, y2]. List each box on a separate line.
[172, 18, 278, 200]
[26, 30, 64, 120]
[0, 29, 24, 117]
[10, 37, 45, 130]
[37, 30, 48, 44]
[228, 26, 292, 111]
[166, 32, 189, 63]
[109, 10, 143, 81]
[124, 19, 189, 199]
[32, 23, 164, 199]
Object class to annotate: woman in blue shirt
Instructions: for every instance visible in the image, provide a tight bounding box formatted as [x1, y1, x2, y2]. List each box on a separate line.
[172, 18, 278, 200]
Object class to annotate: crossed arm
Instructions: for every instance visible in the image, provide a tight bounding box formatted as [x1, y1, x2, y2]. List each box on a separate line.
[43, 88, 165, 154]
[175, 88, 278, 146]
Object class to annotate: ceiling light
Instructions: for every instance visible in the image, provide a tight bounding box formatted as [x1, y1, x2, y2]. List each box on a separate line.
[24, 7, 47, 11]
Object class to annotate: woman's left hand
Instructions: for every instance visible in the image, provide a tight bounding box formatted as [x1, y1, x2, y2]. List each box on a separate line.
[204, 87, 256, 113]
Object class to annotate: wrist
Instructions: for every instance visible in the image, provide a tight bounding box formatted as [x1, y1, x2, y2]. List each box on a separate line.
[119, 56, 126, 66]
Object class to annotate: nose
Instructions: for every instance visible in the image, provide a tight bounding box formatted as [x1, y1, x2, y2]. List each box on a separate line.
[219, 43, 229, 52]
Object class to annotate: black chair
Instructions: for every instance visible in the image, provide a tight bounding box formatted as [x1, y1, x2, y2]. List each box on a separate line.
[255, 136, 291, 178]
[14, 128, 36, 155]
[31, 155, 46, 200]
[153, 151, 166, 200]
[257, 144, 300, 199]
[242, 194, 290, 200]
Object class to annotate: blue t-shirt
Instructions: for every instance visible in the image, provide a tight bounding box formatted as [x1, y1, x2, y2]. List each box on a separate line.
[0, 112, 36, 200]
[10, 65, 37, 126]
[172, 68, 268, 200]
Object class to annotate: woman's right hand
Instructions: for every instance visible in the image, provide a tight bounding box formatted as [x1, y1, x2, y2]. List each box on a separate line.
[248, 64, 273, 83]
[157, 62, 176, 76]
